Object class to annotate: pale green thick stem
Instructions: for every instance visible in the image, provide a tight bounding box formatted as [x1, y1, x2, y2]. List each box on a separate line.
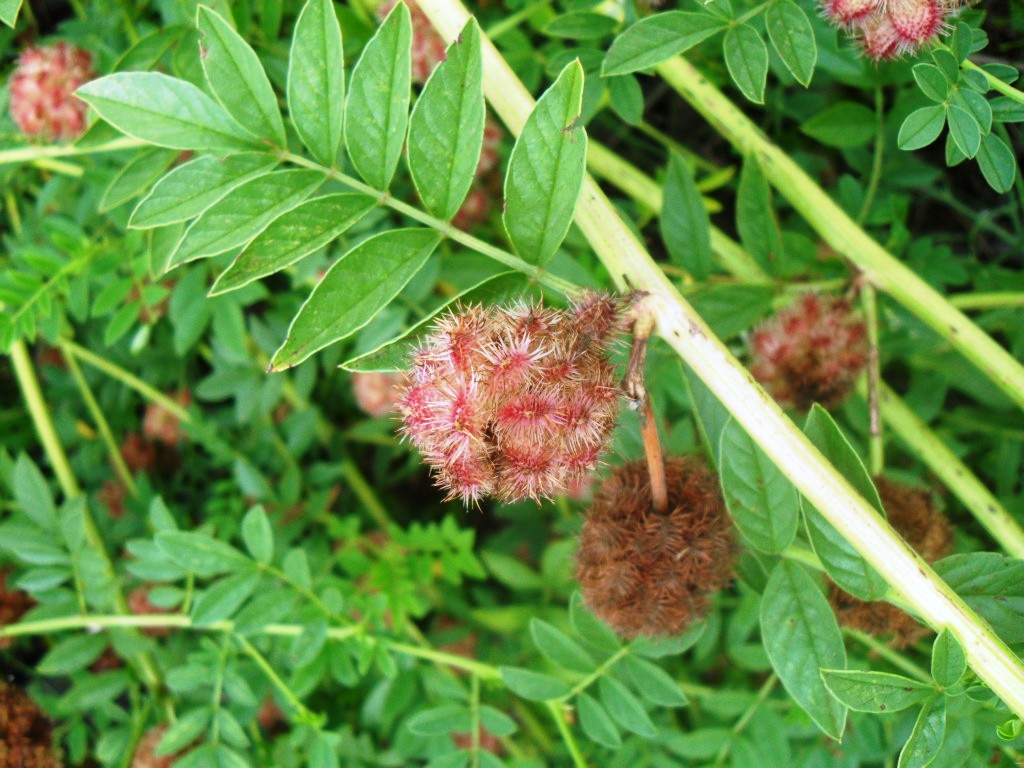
[416, 0, 1024, 719]
[654, 57, 1024, 411]
[865, 381, 1024, 559]
[963, 60, 1024, 107]
[0, 137, 145, 167]
[587, 128, 1024, 560]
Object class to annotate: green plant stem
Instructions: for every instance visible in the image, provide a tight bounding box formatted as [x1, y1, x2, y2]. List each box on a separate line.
[483, 0, 549, 39]
[546, 701, 588, 768]
[62, 345, 138, 497]
[10, 340, 81, 497]
[843, 628, 931, 683]
[339, 459, 393, 530]
[635, 120, 721, 173]
[417, 0, 1024, 718]
[33, 157, 84, 177]
[950, 292, 1024, 310]
[654, 56, 1024, 411]
[713, 674, 778, 765]
[856, 86, 886, 225]
[586, 141, 769, 281]
[861, 284, 884, 476]
[963, 59, 1024, 106]
[0, 137, 145, 167]
[236, 635, 321, 723]
[587, 109, 1024, 561]
[278, 151, 580, 298]
[864, 381, 1024, 559]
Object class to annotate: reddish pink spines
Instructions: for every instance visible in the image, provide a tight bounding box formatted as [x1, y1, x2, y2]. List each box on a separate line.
[352, 371, 407, 417]
[376, 0, 447, 83]
[9, 42, 95, 141]
[398, 292, 624, 503]
[819, 0, 956, 60]
[748, 293, 868, 411]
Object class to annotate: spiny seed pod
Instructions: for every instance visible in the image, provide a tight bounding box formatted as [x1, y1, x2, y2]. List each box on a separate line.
[376, 0, 447, 83]
[576, 456, 737, 638]
[352, 371, 408, 417]
[9, 42, 94, 141]
[0, 685, 61, 768]
[748, 293, 868, 412]
[830, 476, 954, 647]
[398, 292, 626, 504]
[0, 570, 34, 650]
[819, 0, 958, 60]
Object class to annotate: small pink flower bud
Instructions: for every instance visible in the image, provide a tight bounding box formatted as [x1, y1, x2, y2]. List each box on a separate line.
[888, 0, 947, 51]
[351, 371, 407, 417]
[820, 0, 882, 25]
[748, 293, 868, 411]
[8, 42, 95, 141]
[398, 294, 626, 503]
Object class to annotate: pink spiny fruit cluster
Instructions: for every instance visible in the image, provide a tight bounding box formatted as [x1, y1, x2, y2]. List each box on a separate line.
[352, 371, 408, 417]
[398, 293, 626, 504]
[748, 293, 868, 411]
[820, 0, 966, 60]
[376, 0, 447, 83]
[8, 42, 95, 141]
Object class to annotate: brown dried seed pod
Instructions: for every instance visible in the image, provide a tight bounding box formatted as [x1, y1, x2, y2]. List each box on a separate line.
[576, 456, 737, 638]
[0, 684, 62, 768]
[830, 476, 954, 647]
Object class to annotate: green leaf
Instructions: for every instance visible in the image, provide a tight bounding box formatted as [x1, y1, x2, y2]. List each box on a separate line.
[480, 550, 544, 591]
[620, 656, 688, 707]
[569, 591, 622, 655]
[341, 273, 526, 372]
[129, 153, 277, 229]
[197, 5, 286, 146]
[607, 74, 644, 125]
[760, 560, 847, 739]
[603, 12, 726, 76]
[479, 706, 517, 737]
[345, 1, 412, 190]
[191, 571, 262, 625]
[503, 60, 587, 266]
[577, 693, 621, 748]
[913, 63, 951, 102]
[736, 157, 783, 271]
[13, 454, 56, 529]
[211, 192, 376, 294]
[898, 106, 945, 151]
[719, 418, 799, 554]
[271, 228, 440, 369]
[660, 152, 712, 280]
[682, 361, 731, 470]
[954, 90, 992, 133]
[407, 705, 473, 735]
[801, 102, 875, 148]
[931, 629, 966, 688]
[0, 0, 23, 27]
[500, 666, 571, 701]
[157, 708, 211, 756]
[765, 1, 816, 87]
[631, 621, 705, 658]
[933, 553, 1024, 644]
[724, 25, 768, 104]
[945, 104, 981, 159]
[975, 134, 1017, 194]
[76, 73, 259, 150]
[599, 674, 656, 737]
[545, 11, 617, 39]
[100, 149, 179, 212]
[898, 696, 946, 768]
[166, 169, 323, 269]
[155, 531, 251, 577]
[288, 0, 346, 166]
[802, 405, 888, 601]
[37, 634, 108, 675]
[530, 618, 596, 673]
[241, 506, 274, 564]
[408, 19, 485, 220]
[821, 670, 934, 713]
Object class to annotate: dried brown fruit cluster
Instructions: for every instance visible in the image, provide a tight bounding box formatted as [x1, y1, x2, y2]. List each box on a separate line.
[8, 42, 94, 141]
[830, 476, 954, 647]
[399, 293, 625, 503]
[748, 293, 868, 411]
[0, 685, 61, 768]
[576, 456, 737, 638]
[820, 0, 968, 60]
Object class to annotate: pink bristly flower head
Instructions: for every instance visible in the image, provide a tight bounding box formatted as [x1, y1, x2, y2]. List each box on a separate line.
[352, 371, 408, 417]
[820, 0, 957, 60]
[820, 0, 882, 26]
[748, 293, 868, 411]
[376, 0, 447, 83]
[9, 42, 95, 141]
[887, 0, 948, 52]
[398, 293, 626, 504]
